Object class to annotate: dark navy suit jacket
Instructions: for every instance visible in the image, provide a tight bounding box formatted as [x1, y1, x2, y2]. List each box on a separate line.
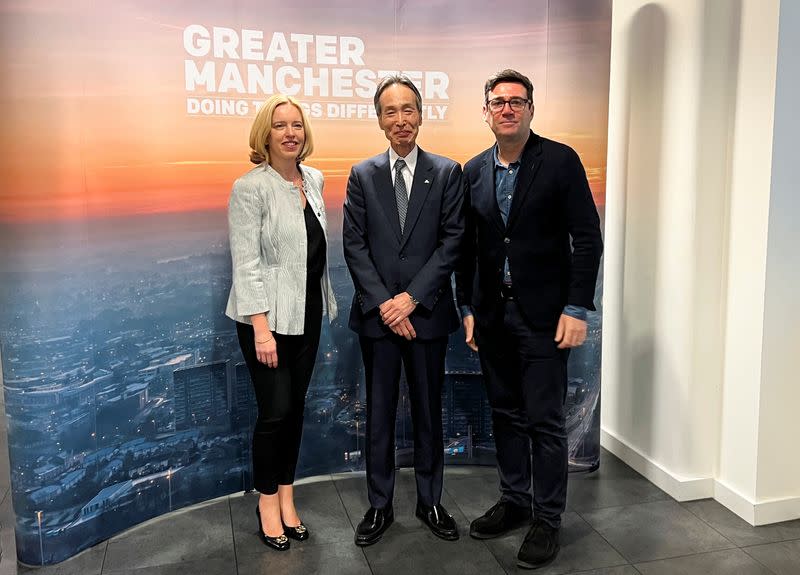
[343, 147, 464, 339]
[456, 132, 603, 330]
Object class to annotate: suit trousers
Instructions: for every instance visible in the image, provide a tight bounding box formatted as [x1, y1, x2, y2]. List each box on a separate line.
[359, 334, 447, 509]
[476, 299, 569, 528]
[236, 287, 322, 495]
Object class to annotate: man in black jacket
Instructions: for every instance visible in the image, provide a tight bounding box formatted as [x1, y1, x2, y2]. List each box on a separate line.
[456, 69, 603, 569]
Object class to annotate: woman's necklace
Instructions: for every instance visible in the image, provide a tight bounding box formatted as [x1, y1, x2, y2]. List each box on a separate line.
[290, 173, 306, 208]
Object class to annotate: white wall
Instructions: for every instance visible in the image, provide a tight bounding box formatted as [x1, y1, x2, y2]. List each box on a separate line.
[603, 0, 733, 500]
[602, 0, 799, 525]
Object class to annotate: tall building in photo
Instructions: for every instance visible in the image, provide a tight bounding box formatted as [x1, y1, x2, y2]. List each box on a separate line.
[232, 362, 257, 431]
[173, 360, 232, 430]
[233, 362, 257, 490]
[442, 372, 493, 444]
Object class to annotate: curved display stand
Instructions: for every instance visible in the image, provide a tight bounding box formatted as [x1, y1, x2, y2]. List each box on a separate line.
[0, 0, 611, 564]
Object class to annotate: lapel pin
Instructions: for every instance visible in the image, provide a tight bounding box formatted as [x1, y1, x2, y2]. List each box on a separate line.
[424, 179, 430, 184]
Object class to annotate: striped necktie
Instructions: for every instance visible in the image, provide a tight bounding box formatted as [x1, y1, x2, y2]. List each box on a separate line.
[394, 158, 408, 233]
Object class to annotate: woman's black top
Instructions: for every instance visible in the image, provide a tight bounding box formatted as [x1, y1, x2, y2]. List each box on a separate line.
[303, 200, 326, 293]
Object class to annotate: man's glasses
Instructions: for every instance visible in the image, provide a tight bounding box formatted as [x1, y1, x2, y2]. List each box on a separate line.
[486, 97, 530, 113]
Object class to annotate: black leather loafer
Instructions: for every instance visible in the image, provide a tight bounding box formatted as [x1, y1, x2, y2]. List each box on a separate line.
[354, 506, 394, 546]
[469, 500, 532, 539]
[415, 503, 459, 540]
[516, 519, 560, 569]
[282, 521, 309, 541]
[255, 506, 290, 551]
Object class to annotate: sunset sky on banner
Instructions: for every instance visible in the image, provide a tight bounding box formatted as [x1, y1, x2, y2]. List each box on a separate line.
[0, 0, 610, 222]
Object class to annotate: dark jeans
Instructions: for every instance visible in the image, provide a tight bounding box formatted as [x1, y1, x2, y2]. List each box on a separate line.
[236, 290, 322, 495]
[476, 299, 570, 528]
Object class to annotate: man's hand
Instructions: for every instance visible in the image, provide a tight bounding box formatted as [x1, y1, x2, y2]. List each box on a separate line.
[463, 315, 478, 351]
[554, 314, 587, 349]
[389, 317, 417, 340]
[380, 292, 417, 327]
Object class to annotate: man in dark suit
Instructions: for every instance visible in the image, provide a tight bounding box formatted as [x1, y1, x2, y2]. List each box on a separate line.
[456, 69, 603, 569]
[343, 75, 465, 546]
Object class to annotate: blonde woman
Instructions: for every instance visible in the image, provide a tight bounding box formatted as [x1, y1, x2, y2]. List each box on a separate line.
[226, 94, 337, 551]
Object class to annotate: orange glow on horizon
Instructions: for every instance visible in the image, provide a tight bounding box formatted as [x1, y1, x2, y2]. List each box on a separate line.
[0, 2, 609, 223]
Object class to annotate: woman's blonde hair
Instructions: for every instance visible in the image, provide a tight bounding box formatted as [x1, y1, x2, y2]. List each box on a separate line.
[249, 94, 314, 164]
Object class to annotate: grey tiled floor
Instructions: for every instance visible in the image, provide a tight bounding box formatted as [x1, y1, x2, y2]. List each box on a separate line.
[1, 448, 799, 574]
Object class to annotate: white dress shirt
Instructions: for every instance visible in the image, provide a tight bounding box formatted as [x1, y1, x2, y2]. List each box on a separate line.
[388, 145, 418, 197]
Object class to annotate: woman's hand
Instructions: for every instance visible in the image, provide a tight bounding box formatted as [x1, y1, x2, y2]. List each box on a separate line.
[251, 313, 277, 367]
[255, 334, 278, 368]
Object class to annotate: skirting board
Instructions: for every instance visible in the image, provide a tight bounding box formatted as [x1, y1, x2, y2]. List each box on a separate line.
[601, 428, 800, 525]
[714, 480, 800, 526]
[600, 428, 714, 501]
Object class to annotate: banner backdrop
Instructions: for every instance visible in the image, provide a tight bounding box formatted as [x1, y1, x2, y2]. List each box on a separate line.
[0, 0, 610, 564]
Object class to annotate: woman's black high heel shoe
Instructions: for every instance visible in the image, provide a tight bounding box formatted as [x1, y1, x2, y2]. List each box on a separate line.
[256, 505, 290, 551]
[282, 521, 310, 541]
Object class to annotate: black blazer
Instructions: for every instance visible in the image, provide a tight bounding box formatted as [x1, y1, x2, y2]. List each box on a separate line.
[456, 132, 603, 330]
[343, 148, 464, 339]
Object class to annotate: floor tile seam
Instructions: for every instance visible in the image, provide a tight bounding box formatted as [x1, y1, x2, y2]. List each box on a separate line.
[572, 496, 730, 521]
[353, 538, 378, 575]
[567, 494, 673, 514]
[361, 546, 376, 575]
[493, 545, 514, 575]
[561, 566, 641, 575]
[676, 499, 755, 549]
[630, 545, 770, 569]
[329, 475, 358, 532]
[233, 539, 372, 564]
[740, 537, 800, 551]
[441, 484, 512, 573]
[622, 537, 745, 568]
[736, 533, 800, 549]
[739, 545, 784, 575]
[572, 504, 741, 565]
[105, 495, 234, 543]
[678, 499, 742, 549]
[102, 547, 239, 575]
[98, 540, 109, 575]
[475, 536, 517, 575]
[101, 557, 235, 575]
[442, 482, 472, 524]
[227, 496, 240, 575]
[571, 506, 640, 564]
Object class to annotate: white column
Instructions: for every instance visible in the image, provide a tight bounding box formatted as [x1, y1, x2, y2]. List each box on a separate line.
[603, 0, 798, 525]
[603, 0, 734, 500]
[717, 0, 800, 525]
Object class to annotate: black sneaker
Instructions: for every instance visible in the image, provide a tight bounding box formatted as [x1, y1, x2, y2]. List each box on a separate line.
[516, 519, 560, 569]
[469, 501, 532, 539]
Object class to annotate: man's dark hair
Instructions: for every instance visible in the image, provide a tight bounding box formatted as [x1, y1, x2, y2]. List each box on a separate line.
[374, 74, 423, 116]
[484, 69, 534, 103]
